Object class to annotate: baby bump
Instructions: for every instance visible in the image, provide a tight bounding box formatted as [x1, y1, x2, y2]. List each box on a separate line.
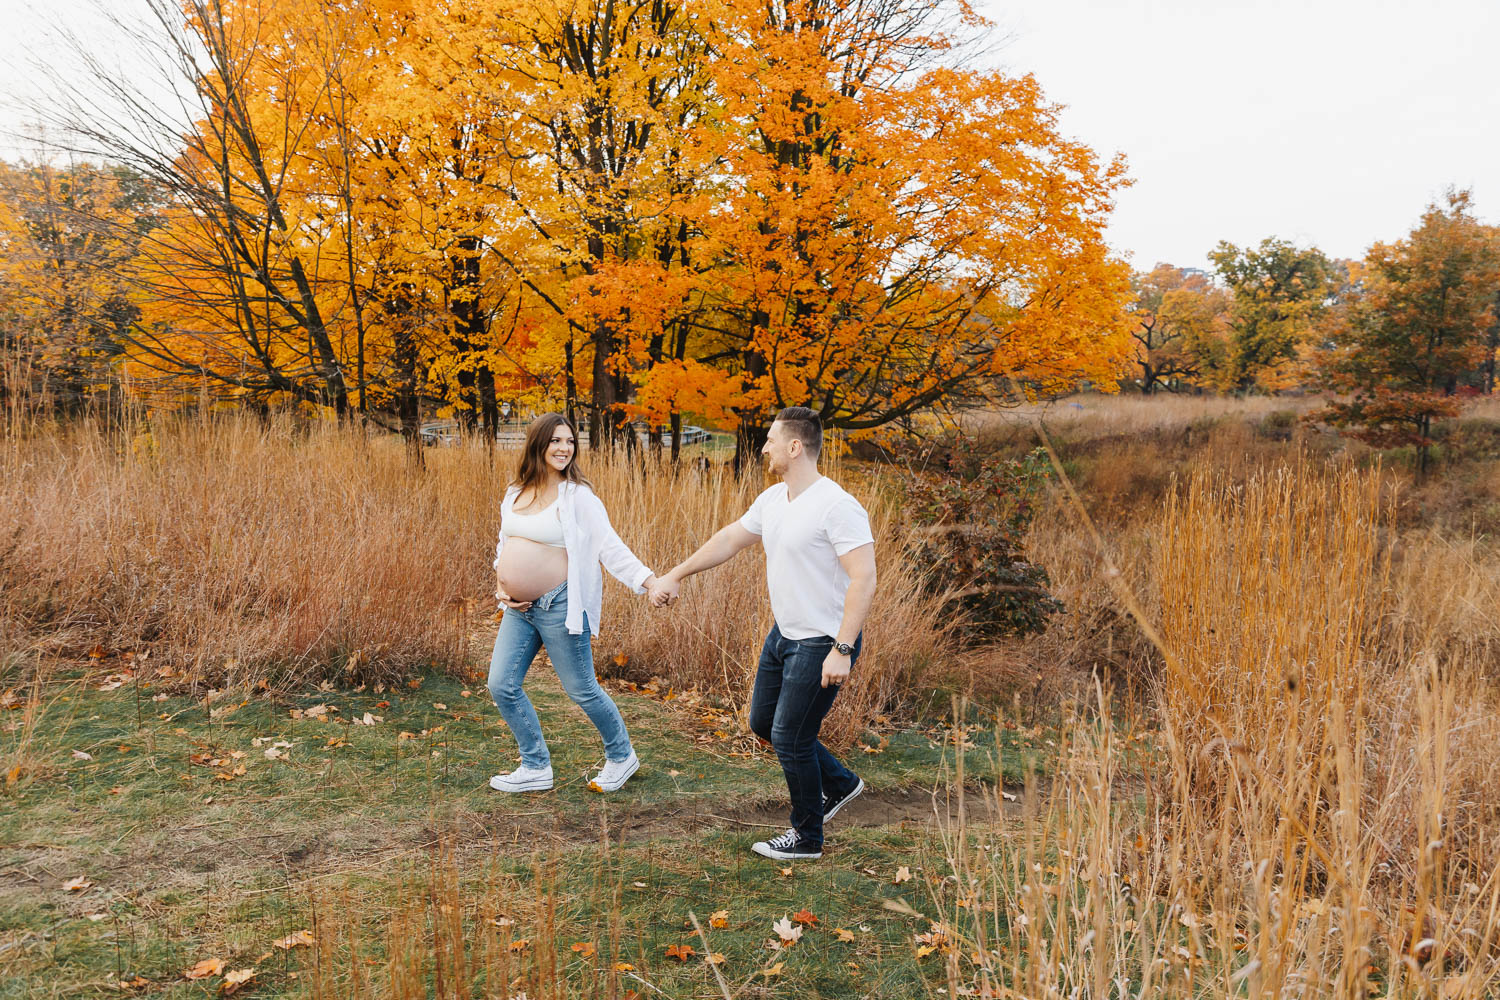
[497, 538, 569, 602]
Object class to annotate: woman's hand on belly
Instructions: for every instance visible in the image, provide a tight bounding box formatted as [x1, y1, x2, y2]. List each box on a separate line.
[495, 573, 532, 611]
[495, 538, 569, 603]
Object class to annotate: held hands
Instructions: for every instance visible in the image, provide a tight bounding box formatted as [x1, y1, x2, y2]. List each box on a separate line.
[646, 572, 681, 609]
[821, 648, 852, 688]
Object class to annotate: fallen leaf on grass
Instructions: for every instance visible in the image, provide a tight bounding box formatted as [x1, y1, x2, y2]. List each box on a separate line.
[0, 689, 20, 710]
[263, 747, 286, 760]
[115, 974, 150, 990]
[709, 909, 729, 929]
[72, 750, 93, 761]
[761, 962, 785, 978]
[184, 957, 224, 979]
[87, 912, 108, 922]
[354, 712, 381, 726]
[778, 866, 793, 877]
[772, 917, 803, 946]
[509, 939, 530, 952]
[916, 944, 938, 958]
[432, 703, 447, 710]
[273, 929, 315, 950]
[706, 952, 726, 965]
[613, 962, 635, 972]
[894, 866, 913, 884]
[63, 877, 93, 892]
[570, 942, 596, 958]
[222, 968, 256, 994]
[665, 943, 695, 962]
[792, 909, 819, 927]
[833, 928, 856, 942]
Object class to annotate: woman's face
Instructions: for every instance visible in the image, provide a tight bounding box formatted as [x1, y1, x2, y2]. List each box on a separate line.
[545, 424, 576, 474]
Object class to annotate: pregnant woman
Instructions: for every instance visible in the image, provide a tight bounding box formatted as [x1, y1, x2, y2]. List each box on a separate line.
[488, 412, 656, 794]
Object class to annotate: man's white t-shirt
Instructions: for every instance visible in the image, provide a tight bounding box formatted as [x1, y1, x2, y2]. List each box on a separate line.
[739, 476, 875, 641]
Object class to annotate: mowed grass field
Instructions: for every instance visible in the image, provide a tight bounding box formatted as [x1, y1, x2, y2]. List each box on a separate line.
[3, 654, 1037, 998]
[8, 394, 1500, 997]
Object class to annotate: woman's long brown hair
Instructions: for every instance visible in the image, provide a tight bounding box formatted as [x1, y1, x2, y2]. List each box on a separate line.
[511, 413, 590, 502]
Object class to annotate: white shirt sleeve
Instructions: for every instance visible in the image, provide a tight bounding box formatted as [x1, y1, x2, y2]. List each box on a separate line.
[579, 490, 654, 593]
[824, 495, 875, 556]
[738, 487, 774, 536]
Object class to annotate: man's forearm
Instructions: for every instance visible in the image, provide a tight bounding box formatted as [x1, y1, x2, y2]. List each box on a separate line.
[835, 573, 876, 646]
[669, 524, 748, 580]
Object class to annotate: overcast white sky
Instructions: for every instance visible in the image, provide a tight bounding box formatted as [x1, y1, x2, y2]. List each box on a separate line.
[3, 0, 1497, 271]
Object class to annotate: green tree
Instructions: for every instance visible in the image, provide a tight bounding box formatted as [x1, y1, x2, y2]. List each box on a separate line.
[1313, 190, 1500, 475]
[1210, 238, 1337, 392]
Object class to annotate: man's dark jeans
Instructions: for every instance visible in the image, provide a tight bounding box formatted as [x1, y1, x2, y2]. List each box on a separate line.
[748, 623, 862, 850]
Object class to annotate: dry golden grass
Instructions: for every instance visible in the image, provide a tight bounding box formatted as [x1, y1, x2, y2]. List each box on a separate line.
[926, 459, 1500, 998]
[2, 414, 489, 684]
[965, 391, 1322, 440]
[0, 413, 948, 748]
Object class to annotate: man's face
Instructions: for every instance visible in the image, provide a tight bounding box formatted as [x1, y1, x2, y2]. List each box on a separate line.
[762, 420, 797, 475]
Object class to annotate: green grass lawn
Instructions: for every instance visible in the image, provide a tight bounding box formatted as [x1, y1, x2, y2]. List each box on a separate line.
[2, 660, 1047, 998]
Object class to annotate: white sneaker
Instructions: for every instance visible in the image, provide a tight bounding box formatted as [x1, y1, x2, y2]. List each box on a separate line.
[588, 751, 639, 792]
[489, 764, 553, 792]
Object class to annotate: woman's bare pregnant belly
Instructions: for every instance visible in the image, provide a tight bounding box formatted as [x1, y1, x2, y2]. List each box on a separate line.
[496, 538, 569, 602]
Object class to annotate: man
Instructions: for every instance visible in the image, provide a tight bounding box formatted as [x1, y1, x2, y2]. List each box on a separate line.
[650, 407, 876, 860]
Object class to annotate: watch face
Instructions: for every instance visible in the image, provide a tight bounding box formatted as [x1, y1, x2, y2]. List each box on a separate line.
[836, 643, 853, 656]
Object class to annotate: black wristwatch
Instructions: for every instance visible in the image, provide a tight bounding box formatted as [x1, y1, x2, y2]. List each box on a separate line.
[835, 641, 854, 657]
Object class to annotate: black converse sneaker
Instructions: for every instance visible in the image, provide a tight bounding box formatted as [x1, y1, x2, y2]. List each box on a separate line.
[822, 777, 865, 823]
[751, 828, 823, 861]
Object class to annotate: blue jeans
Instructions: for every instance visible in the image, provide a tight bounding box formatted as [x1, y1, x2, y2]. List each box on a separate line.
[748, 624, 862, 849]
[486, 582, 633, 769]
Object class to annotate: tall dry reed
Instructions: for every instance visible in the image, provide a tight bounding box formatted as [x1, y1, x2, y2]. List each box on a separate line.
[1, 413, 948, 745]
[925, 457, 1500, 997]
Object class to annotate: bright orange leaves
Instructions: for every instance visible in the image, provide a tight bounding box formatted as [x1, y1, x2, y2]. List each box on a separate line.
[1, 0, 1131, 432]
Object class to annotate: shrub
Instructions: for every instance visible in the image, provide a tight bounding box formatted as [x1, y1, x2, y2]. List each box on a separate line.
[900, 447, 1062, 639]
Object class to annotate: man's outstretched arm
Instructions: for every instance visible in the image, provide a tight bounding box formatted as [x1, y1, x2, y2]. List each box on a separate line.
[650, 522, 760, 605]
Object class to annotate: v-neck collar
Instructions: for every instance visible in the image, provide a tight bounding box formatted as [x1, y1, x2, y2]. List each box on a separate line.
[785, 475, 827, 504]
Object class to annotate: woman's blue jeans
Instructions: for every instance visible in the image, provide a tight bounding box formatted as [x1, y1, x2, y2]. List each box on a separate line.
[486, 582, 633, 769]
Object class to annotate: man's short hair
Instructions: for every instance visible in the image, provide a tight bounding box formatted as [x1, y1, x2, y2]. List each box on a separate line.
[774, 406, 822, 457]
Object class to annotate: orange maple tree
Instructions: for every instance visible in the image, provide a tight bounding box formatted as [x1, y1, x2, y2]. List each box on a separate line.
[9, 0, 1134, 451]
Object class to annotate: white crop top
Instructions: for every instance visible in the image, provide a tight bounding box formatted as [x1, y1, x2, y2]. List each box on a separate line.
[501, 497, 565, 548]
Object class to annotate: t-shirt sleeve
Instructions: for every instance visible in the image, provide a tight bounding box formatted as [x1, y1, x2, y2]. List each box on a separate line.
[825, 495, 875, 556]
[738, 487, 773, 536]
